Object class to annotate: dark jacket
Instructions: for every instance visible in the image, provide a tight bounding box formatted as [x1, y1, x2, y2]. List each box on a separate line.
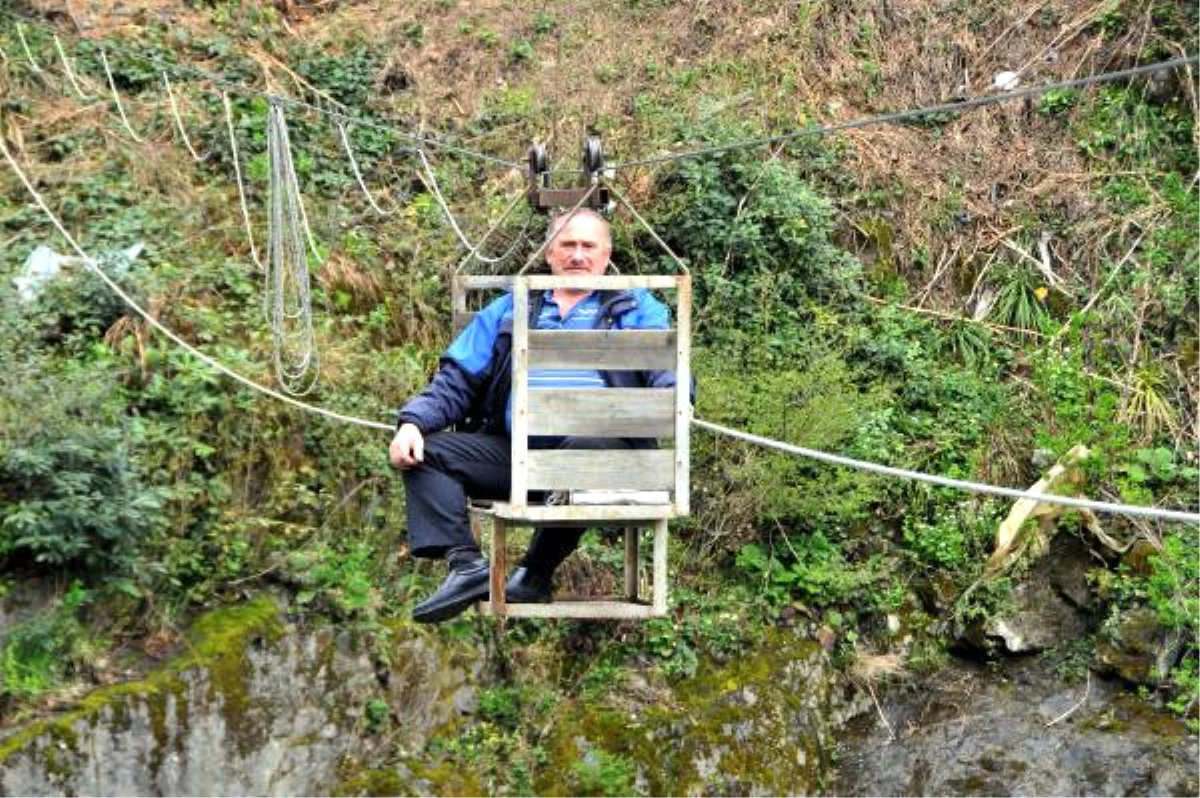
[397, 289, 679, 436]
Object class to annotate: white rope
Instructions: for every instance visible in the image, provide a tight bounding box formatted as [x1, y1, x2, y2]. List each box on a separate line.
[7, 127, 1195, 523]
[221, 92, 265, 273]
[336, 121, 403, 216]
[266, 101, 320, 396]
[99, 49, 147, 143]
[414, 148, 532, 266]
[449, 192, 536, 276]
[53, 34, 95, 99]
[693, 418, 1200, 525]
[15, 23, 44, 74]
[0, 133, 392, 432]
[163, 72, 205, 162]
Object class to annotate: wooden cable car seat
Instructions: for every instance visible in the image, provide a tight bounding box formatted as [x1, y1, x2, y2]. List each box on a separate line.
[455, 272, 691, 619]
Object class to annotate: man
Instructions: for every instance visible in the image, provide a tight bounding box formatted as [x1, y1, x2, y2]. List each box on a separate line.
[390, 208, 678, 623]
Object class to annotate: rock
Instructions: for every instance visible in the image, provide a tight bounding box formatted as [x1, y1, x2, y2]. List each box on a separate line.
[1094, 606, 1178, 686]
[0, 598, 479, 796]
[963, 579, 1090, 654]
[831, 656, 1198, 797]
[537, 630, 870, 796]
[960, 534, 1095, 655]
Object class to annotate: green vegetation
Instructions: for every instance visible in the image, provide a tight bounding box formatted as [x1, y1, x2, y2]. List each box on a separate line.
[0, 0, 1196, 784]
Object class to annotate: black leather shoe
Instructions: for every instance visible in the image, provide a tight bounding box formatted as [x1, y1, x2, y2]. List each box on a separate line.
[505, 566, 553, 603]
[412, 559, 491, 623]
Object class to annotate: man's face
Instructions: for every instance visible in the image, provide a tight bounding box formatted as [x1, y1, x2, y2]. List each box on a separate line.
[545, 214, 612, 277]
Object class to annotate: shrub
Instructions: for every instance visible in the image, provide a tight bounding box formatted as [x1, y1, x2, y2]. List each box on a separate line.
[0, 319, 164, 575]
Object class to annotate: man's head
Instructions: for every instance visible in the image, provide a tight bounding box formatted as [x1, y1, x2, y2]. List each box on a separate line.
[544, 208, 612, 277]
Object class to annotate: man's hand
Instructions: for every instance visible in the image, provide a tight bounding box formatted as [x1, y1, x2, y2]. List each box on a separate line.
[389, 423, 425, 469]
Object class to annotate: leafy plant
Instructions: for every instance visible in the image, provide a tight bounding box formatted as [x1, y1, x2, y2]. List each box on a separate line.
[0, 582, 96, 702]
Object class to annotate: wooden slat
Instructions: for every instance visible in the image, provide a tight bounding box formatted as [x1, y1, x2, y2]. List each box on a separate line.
[528, 330, 677, 370]
[490, 518, 507, 614]
[485, 503, 675, 523]
[452, 310, 478, 333]
[511, 280, 530, 506]
[523, 274, 682, 291]
[674, 276, 692, 516]
[652, 518, 668, 614]
[528, 388, 675, 438]
[477, 600, 662, 619]
[624, 528, 639, 600]
[526, 449, 674, 491]
[453, 274, 514, 290]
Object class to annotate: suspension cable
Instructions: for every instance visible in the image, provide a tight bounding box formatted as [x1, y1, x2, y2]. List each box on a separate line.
[693, 418, 1199, 525]
[2, 10, 519, 170]
[608, 55, 1199, 171]
[336, 120, 404, 217]
[4, 134, 1195, 523]
[414, 148, 533, 266]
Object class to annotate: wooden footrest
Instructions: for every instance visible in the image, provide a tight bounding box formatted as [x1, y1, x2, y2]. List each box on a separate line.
[477, 600, 663, 619]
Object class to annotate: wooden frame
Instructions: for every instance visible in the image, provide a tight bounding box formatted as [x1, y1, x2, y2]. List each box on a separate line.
[466, 273, 691, 620]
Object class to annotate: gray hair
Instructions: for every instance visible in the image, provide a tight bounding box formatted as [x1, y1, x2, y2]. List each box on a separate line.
[545, 207, 611, 245]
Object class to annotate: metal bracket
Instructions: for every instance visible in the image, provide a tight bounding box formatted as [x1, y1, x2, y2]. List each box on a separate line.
[526, 136, 612, 213]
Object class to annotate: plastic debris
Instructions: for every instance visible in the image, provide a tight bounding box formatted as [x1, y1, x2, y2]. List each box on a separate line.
[14, 242, 144, 302]
[993, 71, 1021, 91]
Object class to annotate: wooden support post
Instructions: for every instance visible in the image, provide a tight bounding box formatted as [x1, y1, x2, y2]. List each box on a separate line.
[652, 519, 668, 615]
[490, 518, 508, 616]
[624, 527, 639, 600]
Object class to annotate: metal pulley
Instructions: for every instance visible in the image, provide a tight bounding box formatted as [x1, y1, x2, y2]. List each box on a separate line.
[526, 135, 611, 213]
[582, 136, 603, 176]
[527, 143, 549, 188]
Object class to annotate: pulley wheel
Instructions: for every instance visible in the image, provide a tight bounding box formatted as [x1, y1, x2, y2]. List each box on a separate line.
[582, 136, 603, 175]
[528, 143, 549, 187]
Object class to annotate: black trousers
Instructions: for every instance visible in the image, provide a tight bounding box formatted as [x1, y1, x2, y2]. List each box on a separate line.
[403, 431, 628, 572]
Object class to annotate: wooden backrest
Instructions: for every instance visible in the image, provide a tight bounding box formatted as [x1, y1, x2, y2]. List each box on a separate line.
[510, 274, 691, 516]
[451, 274, 513, 335]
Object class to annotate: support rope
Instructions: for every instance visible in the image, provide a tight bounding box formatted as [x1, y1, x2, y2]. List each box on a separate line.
[53, 34, 94, 99]
[164, 72, 206, 162]
[15, 23, 44, 74]
[0, 134, 393, 431]
[222, 92, 265, 272]
[99, 49, 147, 143]
[336, 121, 404, 216]
[415, 148, 534, 266]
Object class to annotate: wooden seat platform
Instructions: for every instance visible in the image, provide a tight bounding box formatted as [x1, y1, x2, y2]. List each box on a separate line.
[459, 273, 690, 620]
